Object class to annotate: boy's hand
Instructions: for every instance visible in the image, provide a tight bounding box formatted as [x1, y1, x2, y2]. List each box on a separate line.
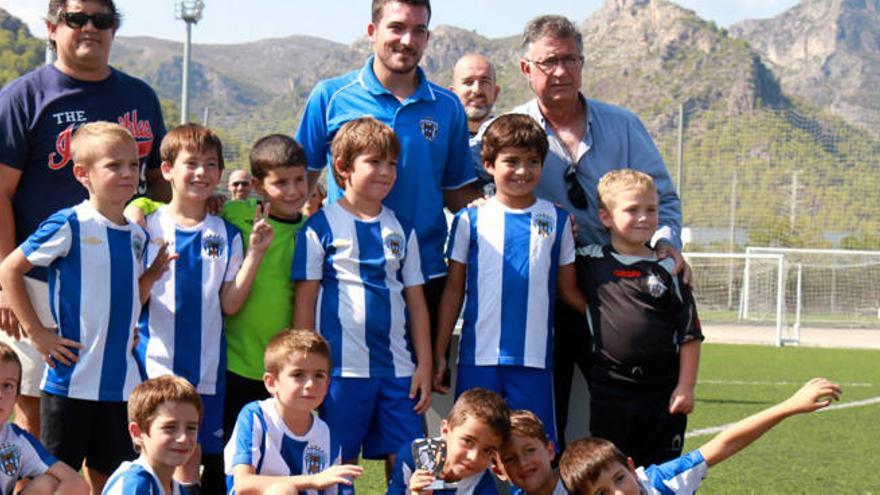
[410, 364, 432, 414]
[432, 355, 450, 394]
[311, 464, 364, 489]
[408, 469, 436, 495]
[142, 242, 178, 284]
[782, 377, 842, 414]
[669, 383, 696, 414]
[248, 203, 274, 254]
[656, 242, 692, 286]
[0, 291, 21, 340]
[28, 326, 82, 367]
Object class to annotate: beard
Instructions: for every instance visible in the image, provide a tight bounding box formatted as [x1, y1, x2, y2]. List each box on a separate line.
[464, 105, 491, 121]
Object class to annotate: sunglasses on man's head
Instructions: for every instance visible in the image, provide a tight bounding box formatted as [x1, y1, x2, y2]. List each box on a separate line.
[59, 12, 117, 30]
[564, 166, 589, 209]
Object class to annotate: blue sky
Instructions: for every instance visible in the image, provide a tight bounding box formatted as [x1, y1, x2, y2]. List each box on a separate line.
[1, 0, 800, 44]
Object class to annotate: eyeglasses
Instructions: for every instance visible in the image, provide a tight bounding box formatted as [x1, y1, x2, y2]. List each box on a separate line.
[230, 181, 250, 188]
[58, 12, 117, 30]
[564, 166, 588, 209]
[527, 55, 584, 74]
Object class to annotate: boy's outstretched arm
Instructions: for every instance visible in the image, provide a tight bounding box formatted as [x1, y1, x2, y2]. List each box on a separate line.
[0, 250, 81, 365]
[232, 463, 363, 495]
[404, 284, 432, 414]
[557, 263, 586, 315]
[698, 377, 842, 467]
[221, 205, 274, 315]
[433, 260, 466, 394]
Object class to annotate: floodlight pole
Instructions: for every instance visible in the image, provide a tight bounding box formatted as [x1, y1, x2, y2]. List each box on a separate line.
[177, 1, 204, 125]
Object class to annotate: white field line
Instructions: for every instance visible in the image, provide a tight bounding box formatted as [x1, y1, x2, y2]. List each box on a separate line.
[685, 396, 880, 439]
[700, 379, 874, 387]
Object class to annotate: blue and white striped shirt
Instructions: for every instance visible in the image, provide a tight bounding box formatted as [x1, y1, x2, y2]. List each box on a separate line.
[224, 399, 345, 495]
[447, 197, 574, 370]
[291, 203, 423, 378]
[21, 200, 146, 401]
[0, 423, 58, 495]
[103, 458, 191, 495]
[136, 207, 243, 395]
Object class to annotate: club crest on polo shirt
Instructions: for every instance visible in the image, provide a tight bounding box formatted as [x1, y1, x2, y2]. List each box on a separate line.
[419, 117, 439, 142]
[304, 444, 328, 474]
[385, 232, 405, 259]
[532, 213, 554, 238]
[647, 272, 667, 298]
[203, 234, 225, 259]
[0, 443, 19, 477]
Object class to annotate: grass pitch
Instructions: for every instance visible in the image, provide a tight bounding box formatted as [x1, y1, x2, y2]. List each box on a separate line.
[355, 343, 880, 494]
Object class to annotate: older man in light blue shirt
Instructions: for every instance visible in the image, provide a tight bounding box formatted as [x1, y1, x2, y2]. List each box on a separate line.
[472, 14, 687, 449]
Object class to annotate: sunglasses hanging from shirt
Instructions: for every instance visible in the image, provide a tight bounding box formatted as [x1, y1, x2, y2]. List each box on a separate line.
[564, 165, 589, 209]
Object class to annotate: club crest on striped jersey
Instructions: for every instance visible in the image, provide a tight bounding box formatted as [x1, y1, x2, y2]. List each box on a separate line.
[419, 117, 439, 142]
[203, 234, 225, 259]
[132, 236, 145, 261]
[0, 443, 19, 477]
[647, 272, 667, 298]
[304, 444, 327, 474]
[384, 232, 405, 259]
[531, 213, 554, 238]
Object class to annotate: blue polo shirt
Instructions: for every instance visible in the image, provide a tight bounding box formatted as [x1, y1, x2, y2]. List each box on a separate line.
[296, 57, 476, 279]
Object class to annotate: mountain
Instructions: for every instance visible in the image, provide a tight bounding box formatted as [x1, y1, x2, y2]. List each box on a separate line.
[0, 8, 44, 86]
[2, 2, 878, 246]
[731, 0, 880, 130]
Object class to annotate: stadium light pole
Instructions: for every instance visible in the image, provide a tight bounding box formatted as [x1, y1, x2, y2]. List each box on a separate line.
[176, 0, 205, 125]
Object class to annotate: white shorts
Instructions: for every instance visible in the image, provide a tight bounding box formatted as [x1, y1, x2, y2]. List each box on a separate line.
[0, 278, 53, 398]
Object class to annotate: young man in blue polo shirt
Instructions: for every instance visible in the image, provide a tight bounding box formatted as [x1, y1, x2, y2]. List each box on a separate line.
[295, 0, 482, 376]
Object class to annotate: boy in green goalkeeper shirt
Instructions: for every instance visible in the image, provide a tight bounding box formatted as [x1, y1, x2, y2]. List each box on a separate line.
[126, 134, 309, 440]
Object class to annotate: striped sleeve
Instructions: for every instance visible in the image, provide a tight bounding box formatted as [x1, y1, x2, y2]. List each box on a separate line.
[559, 212, 575, 265]
[21, 212, 73, 266]
[400, 228, 424, 287]
[223, 225, 244, 282]
[12, 425, 57, 479]
[291, 214, 328, 282]
[224, 402, 266, 471]
[446, 208, 472, 264]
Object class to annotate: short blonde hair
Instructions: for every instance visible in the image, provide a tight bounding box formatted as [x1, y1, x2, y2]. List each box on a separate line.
[330, 117, 399, 190]
[264, 329, 332, 376]
[596, 169, 656, 211]
[70, 121, 138, 168]
[128, 375, 203, 441]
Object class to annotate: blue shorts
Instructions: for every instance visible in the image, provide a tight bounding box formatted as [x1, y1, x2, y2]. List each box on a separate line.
[199, 393, 225, 454]
[320, 376, 424, 461]
[456, 365, 558, 447]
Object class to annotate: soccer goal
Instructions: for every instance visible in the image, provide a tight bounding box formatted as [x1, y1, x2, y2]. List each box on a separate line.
[745, 247, 880, 329]
[684, 252, 790, 346]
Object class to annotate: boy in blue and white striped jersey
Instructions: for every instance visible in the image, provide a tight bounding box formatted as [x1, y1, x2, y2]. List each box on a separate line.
[433, 114, 587, 447]
[292, 117, 433, 474]
[0, 122, 171, 493]
[134, 124, 274, 494]
[558, 378, 842, 495]
[0, 343, 86, 495]
[103, 375, 203, 495]
[224, 329, 362, 495]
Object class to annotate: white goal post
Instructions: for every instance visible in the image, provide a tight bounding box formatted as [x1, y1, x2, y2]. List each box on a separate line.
[684, 252, 790, 346]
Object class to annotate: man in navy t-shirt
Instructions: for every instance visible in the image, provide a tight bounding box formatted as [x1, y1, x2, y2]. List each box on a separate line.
[0, 0, 166, 464]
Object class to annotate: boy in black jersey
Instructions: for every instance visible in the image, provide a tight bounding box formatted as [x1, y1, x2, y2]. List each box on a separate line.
[576, 170, 703, 468]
